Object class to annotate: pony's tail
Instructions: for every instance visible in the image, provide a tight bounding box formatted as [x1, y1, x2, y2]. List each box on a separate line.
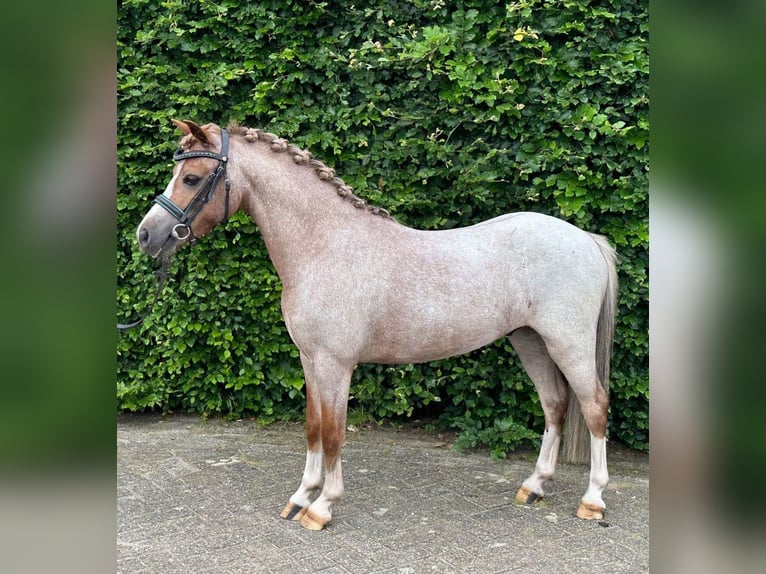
[561, 234, 618, 464]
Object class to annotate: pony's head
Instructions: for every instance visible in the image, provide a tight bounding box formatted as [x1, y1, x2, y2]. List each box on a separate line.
[136, 120, 232, 259]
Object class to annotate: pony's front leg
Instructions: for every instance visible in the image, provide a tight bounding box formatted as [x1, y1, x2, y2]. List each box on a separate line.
[281, 354, 324, 522]
[300, 454, 344, 530]
[280, 449, 323, 522]
[297, 354, 353, 531]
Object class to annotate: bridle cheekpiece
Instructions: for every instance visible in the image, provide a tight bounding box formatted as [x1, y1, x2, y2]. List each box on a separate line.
[153, 128, 231, 244]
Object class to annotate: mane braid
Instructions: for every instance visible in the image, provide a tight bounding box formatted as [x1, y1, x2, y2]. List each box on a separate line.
[229, 123, 390, 219]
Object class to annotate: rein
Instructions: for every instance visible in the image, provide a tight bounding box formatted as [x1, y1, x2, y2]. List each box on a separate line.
[116, 257, 171, 331]
[117, 129, 230, 331]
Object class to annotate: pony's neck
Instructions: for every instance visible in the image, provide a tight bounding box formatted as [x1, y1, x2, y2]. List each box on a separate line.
[229, 136, 369, 286]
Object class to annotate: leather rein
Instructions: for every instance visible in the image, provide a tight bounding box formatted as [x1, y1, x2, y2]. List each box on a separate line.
[117, 129, 231, 331]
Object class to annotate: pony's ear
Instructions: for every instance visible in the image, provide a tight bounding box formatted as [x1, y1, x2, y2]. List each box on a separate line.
[171, 118, 191, 135]
[171, 119, 210, 145]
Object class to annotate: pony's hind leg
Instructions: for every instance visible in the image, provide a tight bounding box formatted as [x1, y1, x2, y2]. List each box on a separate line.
[573, 387, 610, 520]
[508, 328, 569, 505]
[281, 353, 324, 522]
[547, 340, 610, 520]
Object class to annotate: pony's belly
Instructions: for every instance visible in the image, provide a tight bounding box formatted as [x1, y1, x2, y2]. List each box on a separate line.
[360, 317, 516, 365]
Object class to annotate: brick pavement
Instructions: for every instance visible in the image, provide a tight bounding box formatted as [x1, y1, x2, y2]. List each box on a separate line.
[117, 414, 649, 573]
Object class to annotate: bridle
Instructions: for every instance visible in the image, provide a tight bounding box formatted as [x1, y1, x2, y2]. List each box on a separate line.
[117, 128, 230, 331]
[153, 127, 231, 244]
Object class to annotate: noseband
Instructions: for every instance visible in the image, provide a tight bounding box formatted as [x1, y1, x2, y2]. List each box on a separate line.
[153, 128, 231, 244]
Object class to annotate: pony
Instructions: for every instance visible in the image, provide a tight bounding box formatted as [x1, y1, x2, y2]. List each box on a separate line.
[135, 120, 618, 530]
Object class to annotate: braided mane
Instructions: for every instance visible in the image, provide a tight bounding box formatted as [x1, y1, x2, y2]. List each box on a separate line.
[228, 122, 390, 219]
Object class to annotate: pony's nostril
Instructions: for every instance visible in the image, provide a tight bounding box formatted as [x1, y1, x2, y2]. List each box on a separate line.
[139, 227, 150, 247]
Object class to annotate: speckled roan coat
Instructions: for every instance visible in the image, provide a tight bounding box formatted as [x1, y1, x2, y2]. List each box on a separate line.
[136, 120, 618, 530]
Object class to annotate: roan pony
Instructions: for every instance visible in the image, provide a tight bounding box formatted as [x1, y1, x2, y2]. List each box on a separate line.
[135, 120, 618, 530]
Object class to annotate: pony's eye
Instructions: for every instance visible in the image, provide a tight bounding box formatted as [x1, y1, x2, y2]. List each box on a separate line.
[183, 174, 202, 186]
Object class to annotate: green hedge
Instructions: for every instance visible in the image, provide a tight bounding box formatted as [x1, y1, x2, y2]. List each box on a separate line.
[117, 0, 648, 455]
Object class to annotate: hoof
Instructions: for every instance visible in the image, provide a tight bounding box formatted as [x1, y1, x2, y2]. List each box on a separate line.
[576, 501, 605, 520]
[280, 502, 307, 522]
[515, 485, 542, 505]
[300, 509, 329, 531]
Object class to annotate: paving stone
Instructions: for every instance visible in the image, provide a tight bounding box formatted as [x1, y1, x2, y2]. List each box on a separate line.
[118, 414, 649, 573]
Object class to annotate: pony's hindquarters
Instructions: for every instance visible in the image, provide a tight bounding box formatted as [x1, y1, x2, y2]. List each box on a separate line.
[561, 233, 618, 464]
[513, 228, 618, 519]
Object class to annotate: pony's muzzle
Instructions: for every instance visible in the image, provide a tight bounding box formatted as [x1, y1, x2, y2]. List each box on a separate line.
[138, 227, 150, 250]
[172, 224, 191, 241]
